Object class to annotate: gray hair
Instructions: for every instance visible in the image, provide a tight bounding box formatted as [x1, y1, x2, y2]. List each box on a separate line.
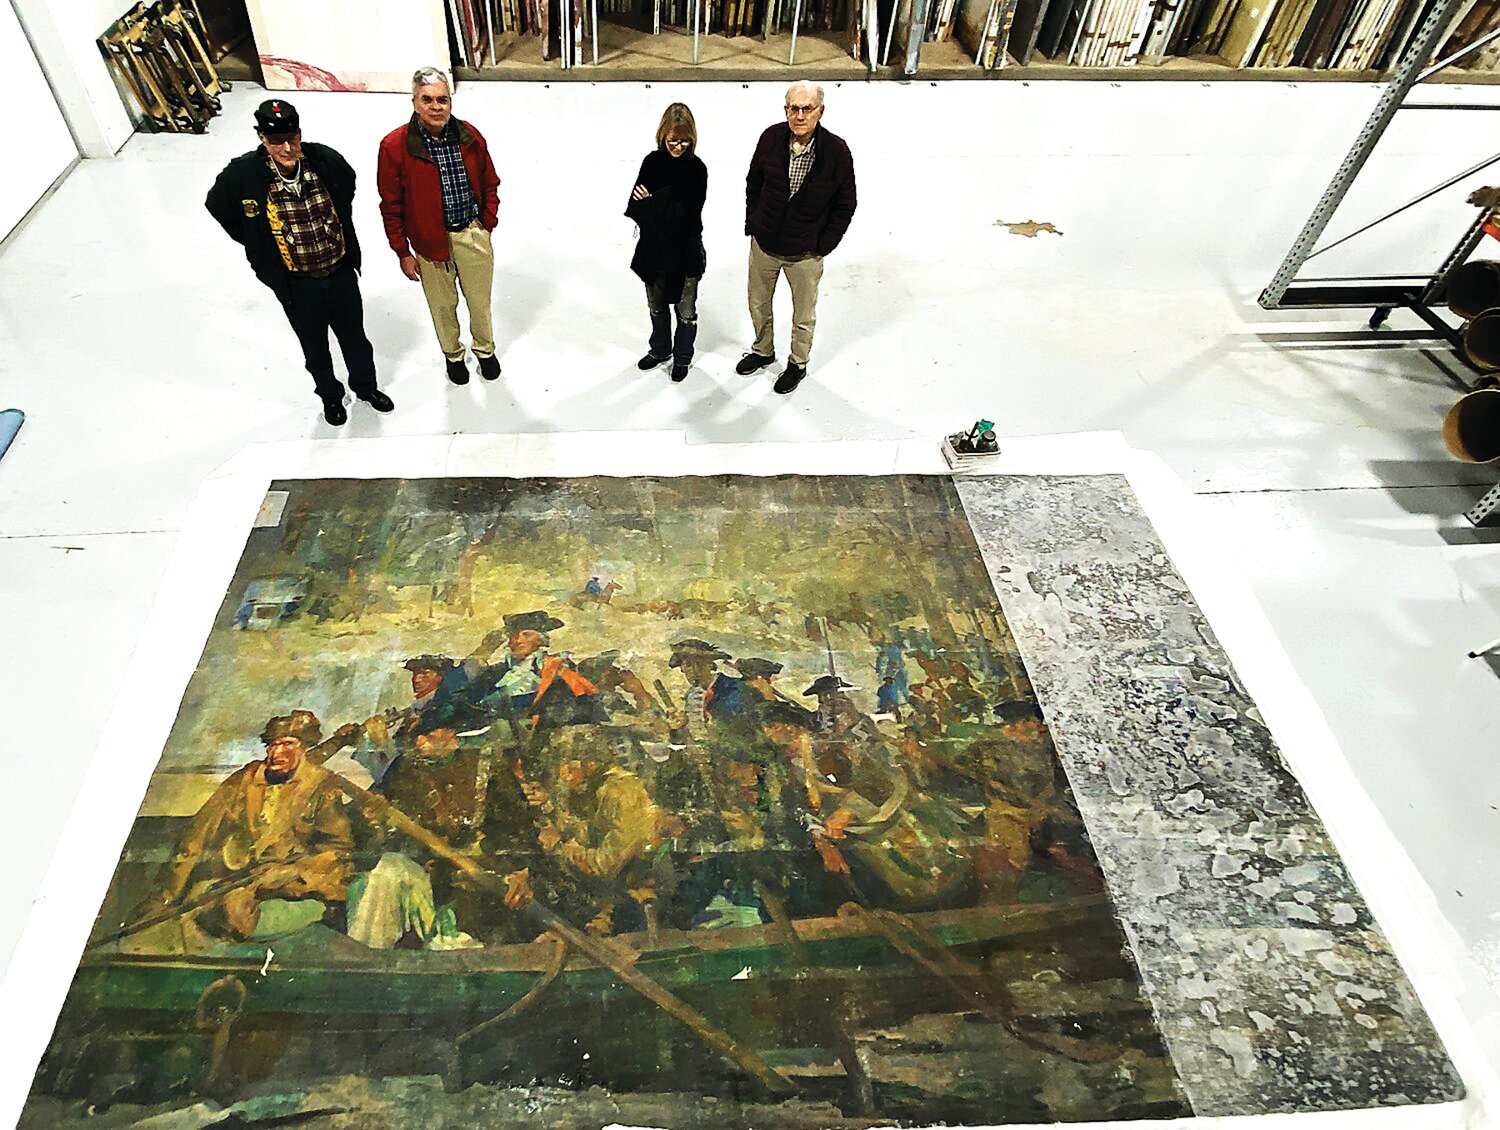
[785, 80, 824, 107]
[412, 67, 451, 94]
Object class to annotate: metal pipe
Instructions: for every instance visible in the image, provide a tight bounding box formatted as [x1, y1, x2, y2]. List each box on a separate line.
[1301, 148, 1500, 263]
[903, 0, 928, 73]
[1418, 24, 1500, 82]
[789, 0, 803, 64]
[1418, 210, 1490, 306]
[1258, 0, 1465, 309]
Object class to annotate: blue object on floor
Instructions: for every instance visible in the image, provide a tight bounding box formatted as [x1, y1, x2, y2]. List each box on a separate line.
[0, 409, 22, 462]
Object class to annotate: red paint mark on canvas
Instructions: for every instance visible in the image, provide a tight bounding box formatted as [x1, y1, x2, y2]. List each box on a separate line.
[259, 57, 369, 92]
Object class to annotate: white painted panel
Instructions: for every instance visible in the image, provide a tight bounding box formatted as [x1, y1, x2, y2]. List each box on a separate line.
[246, 0, 450, 93]
[11, 0, 137, 158]
[0, 0, 75, 239]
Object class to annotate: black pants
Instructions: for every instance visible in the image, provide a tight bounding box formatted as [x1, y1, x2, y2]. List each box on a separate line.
[277, 264, 378, 403]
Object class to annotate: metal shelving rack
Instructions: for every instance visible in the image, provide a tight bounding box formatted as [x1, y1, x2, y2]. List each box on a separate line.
[1258, 5, 1500, 525]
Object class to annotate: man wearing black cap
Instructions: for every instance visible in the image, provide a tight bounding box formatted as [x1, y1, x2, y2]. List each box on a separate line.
[206, 99, 394, 426]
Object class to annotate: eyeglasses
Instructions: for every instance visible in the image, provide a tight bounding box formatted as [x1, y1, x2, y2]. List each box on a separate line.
[785, 103, 820, 116]
[665, 137, 691, 147]
[262, 134, 298, 147]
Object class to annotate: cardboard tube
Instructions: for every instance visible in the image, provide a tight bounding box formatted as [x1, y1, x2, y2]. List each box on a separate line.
[1463, 311, 1500, 371]
[1443, 388, 1500, 463]
[1446, 261, 1500, 320]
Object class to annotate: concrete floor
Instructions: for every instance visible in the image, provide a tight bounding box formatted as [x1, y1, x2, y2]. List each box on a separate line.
[5, 75, 1500, 1088]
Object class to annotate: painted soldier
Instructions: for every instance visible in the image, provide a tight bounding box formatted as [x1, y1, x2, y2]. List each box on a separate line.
[666, 638, 731, 741]
[706, 656, 782, 732]
[504, 747, 663, 936]
[475, 610, 602, 729]
[150, 711, 353, 939]
[803, 673, 856, 733]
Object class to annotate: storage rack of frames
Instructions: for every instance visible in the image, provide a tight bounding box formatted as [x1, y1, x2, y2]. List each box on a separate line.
[99, 0, 229, 134]
[1259, 0, 1500, 526]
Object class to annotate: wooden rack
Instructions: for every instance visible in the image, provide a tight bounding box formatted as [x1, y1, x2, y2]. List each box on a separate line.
[100, 0, 228, 134]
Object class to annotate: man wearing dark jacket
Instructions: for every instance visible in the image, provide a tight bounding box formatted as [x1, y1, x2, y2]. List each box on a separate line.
[377, 68, 502, 387]
[205, 100, 392, 426]
[737, 81, 857, 395]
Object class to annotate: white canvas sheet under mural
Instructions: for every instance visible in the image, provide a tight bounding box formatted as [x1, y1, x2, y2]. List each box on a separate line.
[245, 0, 449, 92]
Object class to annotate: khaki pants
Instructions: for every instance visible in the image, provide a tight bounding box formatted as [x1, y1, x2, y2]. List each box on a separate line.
[748, 237, 824, 367]
[417, 221, 495, 361]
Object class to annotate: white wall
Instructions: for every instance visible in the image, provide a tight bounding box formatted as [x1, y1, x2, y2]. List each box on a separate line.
[0, 1, 75, 240]
[11, 0, 137, 158]
[246, 0, 448, 93]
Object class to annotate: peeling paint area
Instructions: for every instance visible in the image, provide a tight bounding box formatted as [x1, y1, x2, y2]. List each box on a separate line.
[995, 220, 1064, 238]
[955, 474, 1462, 1117]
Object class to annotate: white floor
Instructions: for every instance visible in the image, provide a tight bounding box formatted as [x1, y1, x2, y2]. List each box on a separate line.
[5, 76, 1500, 1089]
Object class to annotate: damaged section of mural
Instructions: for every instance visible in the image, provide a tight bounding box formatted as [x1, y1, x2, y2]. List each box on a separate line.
[22, 475, 1188, 1129]
[956, 474, 1465, 1117]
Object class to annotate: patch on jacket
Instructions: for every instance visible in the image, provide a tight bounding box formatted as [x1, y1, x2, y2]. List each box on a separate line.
[242, 199, 261, 218]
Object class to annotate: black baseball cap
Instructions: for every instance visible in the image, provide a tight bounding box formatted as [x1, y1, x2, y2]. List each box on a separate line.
[254, 99, 300, 136]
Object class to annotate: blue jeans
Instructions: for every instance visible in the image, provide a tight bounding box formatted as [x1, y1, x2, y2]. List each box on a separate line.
[646, 276, 699, 365]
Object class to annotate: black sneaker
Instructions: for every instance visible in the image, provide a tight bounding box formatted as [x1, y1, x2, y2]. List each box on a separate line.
[359, 389, 395, 413]
[773, 363, 807, 395]
[671, 363, 689, 383]
[638, 353, 669, 371]
[477, 354, 501, 381]
[446, 358, 470, 385]
[322, 399, 347, 426]
[735, 351, 776, 376]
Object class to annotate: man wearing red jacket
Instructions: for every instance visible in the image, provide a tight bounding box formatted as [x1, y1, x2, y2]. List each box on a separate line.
[737, 80, 857, 396]
[377, 68, 502, 386]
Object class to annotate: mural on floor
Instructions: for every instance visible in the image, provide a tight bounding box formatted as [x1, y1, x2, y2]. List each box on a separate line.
[18, 474, 1460, 1127]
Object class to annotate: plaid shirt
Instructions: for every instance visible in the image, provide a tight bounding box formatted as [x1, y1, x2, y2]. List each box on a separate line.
[788, 135, 817, 197]
[420, 122, 478, 230]
[266, 156, 345, 275]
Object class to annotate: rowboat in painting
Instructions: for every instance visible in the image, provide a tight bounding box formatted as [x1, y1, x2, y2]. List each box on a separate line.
[35, 891, 1169, 1115]
[72, 894, 1117, 1021]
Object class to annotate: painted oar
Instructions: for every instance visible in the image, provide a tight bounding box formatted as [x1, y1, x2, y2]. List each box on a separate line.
[0, 409, 22, 462]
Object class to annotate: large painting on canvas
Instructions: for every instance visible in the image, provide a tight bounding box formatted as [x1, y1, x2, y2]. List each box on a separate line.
[21, 474, 1191, 1127]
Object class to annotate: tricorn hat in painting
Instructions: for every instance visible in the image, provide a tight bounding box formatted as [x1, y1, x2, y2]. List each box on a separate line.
[503, 610, 566, 634]
[403, 654, 456, 675]
[260, 709, 322, 747]
[735, 657, 783, 679]
[254, 98, 300, 135]
[668, 638, 731, 667]
[803, 675, 853, 697]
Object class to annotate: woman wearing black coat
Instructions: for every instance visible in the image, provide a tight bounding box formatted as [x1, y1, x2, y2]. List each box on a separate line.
[625, 103, 707, 383]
